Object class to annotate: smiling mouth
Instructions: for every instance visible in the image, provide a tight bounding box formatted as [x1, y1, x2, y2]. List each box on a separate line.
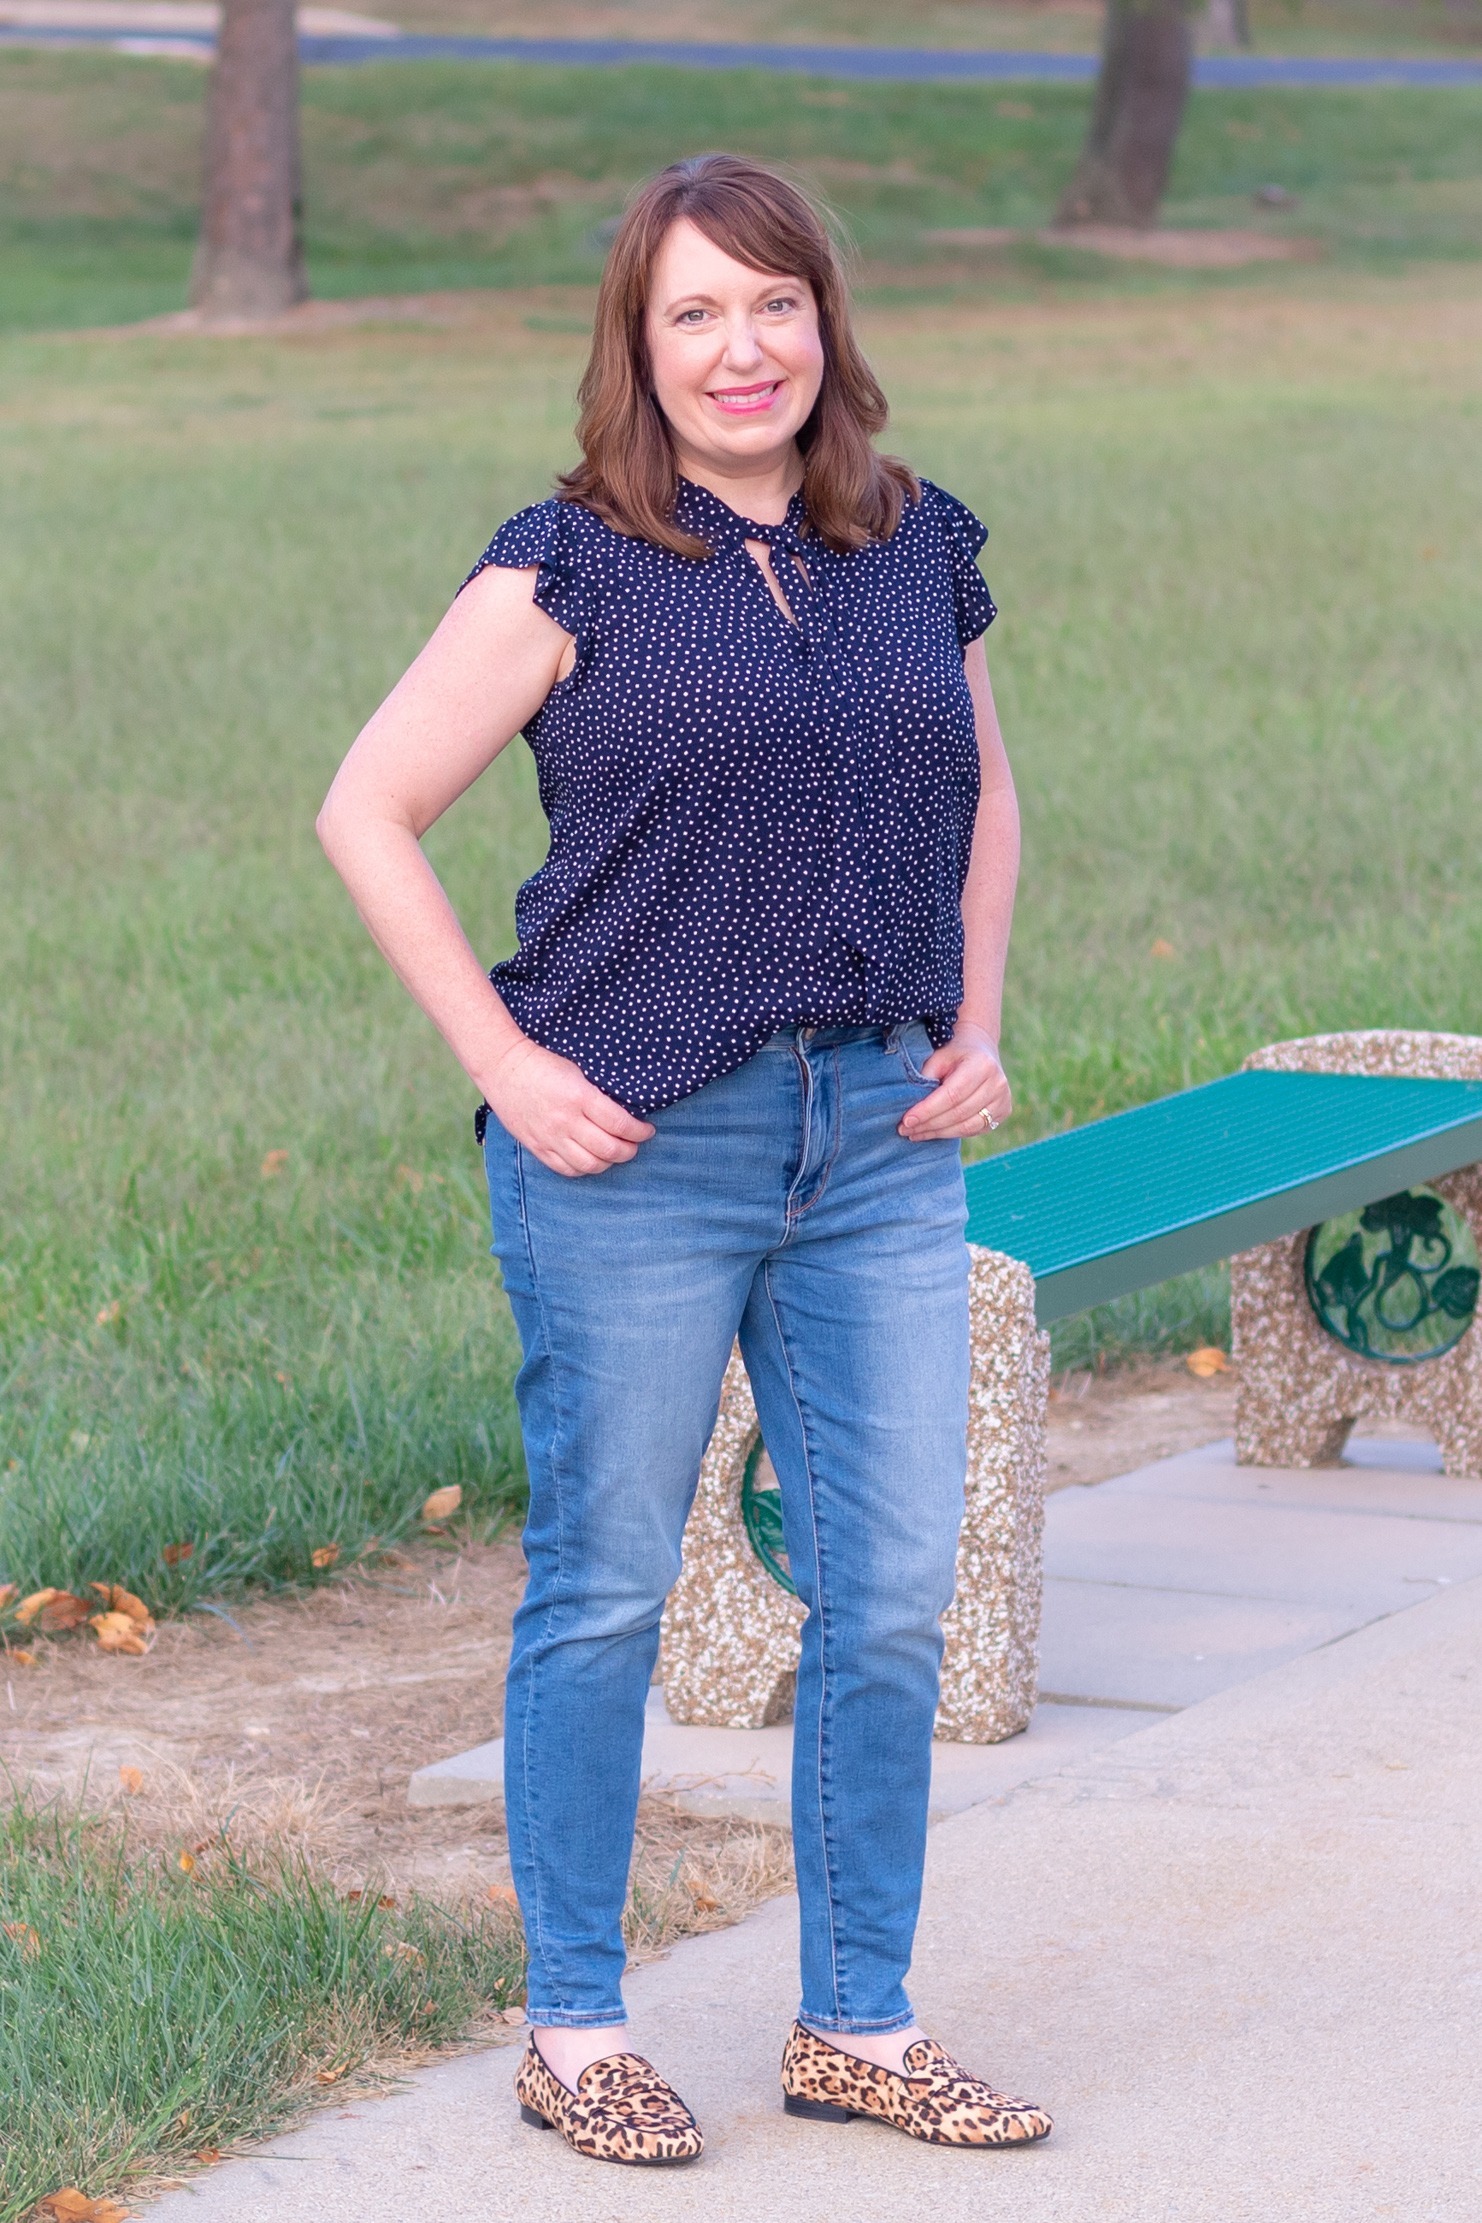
[707, 380, 784, 415]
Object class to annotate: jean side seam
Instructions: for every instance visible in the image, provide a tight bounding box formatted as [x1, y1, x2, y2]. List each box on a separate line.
[512, 1141, 572, 2014]
[763, 1257, 842, 2021]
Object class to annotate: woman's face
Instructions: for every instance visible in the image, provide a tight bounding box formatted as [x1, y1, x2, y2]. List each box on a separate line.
[645, 217, 825, 479]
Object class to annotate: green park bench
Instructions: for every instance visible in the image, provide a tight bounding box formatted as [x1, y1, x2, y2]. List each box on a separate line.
[964, 1068, 1482, 1324]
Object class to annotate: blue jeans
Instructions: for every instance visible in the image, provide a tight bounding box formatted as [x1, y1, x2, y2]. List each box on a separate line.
[483, 1023, 969, 2034]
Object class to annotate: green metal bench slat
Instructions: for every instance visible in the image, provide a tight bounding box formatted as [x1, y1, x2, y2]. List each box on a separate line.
[963, 1072, 1482, 1325]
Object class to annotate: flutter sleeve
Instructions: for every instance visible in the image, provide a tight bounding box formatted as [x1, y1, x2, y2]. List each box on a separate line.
[461, 497, 593, 639]
[924, 481, 998, 648]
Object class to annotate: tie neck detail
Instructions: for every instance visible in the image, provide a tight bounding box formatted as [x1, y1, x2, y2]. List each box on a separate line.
[675, 475, 810, 558]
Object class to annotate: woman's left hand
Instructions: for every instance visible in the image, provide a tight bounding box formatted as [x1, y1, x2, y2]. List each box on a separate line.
[898, 1021, 1013, 1143]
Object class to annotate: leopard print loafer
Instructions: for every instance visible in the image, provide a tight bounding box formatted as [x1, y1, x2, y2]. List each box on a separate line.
[515, 2039, 704, 2166]
[781, 2021, 1052, 2148]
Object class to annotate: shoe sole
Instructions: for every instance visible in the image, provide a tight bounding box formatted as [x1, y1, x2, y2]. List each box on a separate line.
[783, 2093, 1050, 2146]
[519, 2104, 702, 2165]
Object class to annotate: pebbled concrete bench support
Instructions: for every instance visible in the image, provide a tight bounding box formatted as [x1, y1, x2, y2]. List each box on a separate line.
[660, 1244, 1049, 1746]
[1234, 1031, 1482, 1478]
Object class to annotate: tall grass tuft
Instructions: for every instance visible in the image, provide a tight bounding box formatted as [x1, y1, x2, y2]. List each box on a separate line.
[0, 1799, 525, 2223]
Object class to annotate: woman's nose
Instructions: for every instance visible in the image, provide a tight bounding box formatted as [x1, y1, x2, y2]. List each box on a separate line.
[720, 314, 765, 369]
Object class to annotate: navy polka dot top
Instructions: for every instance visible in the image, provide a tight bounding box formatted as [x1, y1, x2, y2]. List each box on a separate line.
[465, 474, 996, 1116]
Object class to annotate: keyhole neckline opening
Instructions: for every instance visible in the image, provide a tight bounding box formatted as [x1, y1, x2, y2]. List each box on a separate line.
[744, 537, 812, 629]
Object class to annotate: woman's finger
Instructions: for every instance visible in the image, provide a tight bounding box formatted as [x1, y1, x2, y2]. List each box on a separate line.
[581, 1091, 656, 1143]
[901, 1063, 1011, 1138]
[571, 1116, 641, 1165]
[901, 1057, 1000, 1124]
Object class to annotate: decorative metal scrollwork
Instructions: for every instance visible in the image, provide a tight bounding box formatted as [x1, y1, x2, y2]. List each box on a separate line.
[1304, 1186, 1480, 1365]
[740, 1438, 797, 1595]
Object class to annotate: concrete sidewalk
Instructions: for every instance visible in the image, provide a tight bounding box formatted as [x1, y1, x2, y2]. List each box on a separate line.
[150, 1443, 1482, 2220]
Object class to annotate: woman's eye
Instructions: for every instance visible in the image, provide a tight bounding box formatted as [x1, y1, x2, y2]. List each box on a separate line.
[764, 297, 797, 314]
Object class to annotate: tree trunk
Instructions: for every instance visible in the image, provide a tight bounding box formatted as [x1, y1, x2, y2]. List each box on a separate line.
[1055, 0, 1193, 230]
[1203, 0, 1251, 48]
[191, 0, 306, 318]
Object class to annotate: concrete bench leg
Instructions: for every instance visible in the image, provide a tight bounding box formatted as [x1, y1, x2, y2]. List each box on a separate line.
[1234, 1030, 1482, 1479]
[660, 1245, 1049, 1745]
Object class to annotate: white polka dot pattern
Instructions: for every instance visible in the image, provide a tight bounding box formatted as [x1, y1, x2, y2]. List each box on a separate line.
[464, 475, 996, 1115]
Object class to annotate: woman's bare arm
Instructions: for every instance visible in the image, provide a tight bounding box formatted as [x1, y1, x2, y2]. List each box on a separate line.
[316, 563, 655, 1176]
[898, 636, 1019, 1141]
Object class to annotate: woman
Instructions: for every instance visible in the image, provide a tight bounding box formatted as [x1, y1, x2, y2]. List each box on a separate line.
[318, 153, 1050, 2167]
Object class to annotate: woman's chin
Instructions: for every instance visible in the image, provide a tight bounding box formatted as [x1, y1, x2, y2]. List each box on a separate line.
[688, 415, 804, 466]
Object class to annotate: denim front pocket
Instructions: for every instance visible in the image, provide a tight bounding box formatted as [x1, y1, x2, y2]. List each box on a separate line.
[890, 1022, 936, 1086]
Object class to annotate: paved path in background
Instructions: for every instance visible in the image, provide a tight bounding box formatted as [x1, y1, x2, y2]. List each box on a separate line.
[6, 21, 1482, 81]
[149, 1434, 1482, 2220]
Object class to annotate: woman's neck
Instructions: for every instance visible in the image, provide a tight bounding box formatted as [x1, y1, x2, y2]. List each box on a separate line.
[673, 443, 803, 527]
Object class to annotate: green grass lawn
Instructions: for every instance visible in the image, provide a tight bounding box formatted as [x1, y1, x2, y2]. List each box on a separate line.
[368, 0, 1482, 57]
[2, 272, 1479, 1601]
[3, 48, 1482, 330]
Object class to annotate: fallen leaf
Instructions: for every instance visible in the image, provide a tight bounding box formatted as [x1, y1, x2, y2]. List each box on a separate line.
[1150, 938, 1177, 959]
[15, 1588, 58, 1626]
[311, 1543, 340, 1570]
[260, 1149, 289, 1178]
[1185, 1346, 1230, 1378]
[314, 2064, 349, 2086]
[92, 1612, 150, 1656]
[175, 2110, 191, 2133]
[163, 1541, 194, 1567]
[3, 1920, 41, 1958]
[421, 1484, 462, 1524]
[383, 1939, 423, 1965]
[95, 1301, 123, 1327]
[485, 1883, 519, 1907]
[10, 1648, 36, 1667]
[192, 2148, 222, 2165]
[109, 1586, 152, 1626]
[0, 1582, 15, 1611]
[37, 1591, 95, 1633]
[178, 1850, 197, 1874]
[118, 1765, 145, 1796]
[688, 1891, 720, 1913]
[38, 2193, 130, 2223]
[500, 2004, 526, 2024]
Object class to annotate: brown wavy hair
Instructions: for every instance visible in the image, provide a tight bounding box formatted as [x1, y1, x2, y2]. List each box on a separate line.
[556, 154, 918, 559]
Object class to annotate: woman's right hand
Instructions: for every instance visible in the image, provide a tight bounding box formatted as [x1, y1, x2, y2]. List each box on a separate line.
[482, 1034, 655, 1177]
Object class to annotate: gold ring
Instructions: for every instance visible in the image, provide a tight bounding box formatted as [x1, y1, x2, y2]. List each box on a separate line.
[978, 1107, 998, 1131]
